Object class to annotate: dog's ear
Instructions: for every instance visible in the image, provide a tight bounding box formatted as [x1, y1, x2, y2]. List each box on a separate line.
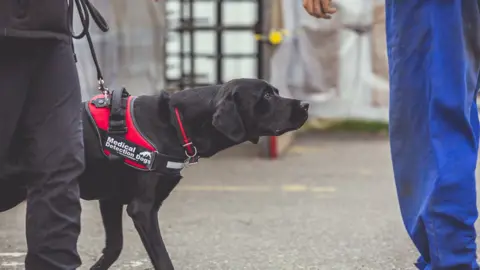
[212, 94, 246, 143]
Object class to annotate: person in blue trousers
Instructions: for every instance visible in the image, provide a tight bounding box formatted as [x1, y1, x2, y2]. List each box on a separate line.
[303, 0, 480, 269]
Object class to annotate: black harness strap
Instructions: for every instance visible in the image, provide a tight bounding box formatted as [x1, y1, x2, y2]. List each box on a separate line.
[106, 88, 130, 162]
[108, 88, 129, 135]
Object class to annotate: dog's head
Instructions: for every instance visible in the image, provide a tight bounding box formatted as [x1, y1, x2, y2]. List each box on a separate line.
[211, 78, 309, 144]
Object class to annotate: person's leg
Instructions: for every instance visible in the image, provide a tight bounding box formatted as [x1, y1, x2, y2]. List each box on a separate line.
[0, 39, 34, 167]
[0, 39, 37, 212]
[17, 39, 85, 270]
[386, 1, 480, 269]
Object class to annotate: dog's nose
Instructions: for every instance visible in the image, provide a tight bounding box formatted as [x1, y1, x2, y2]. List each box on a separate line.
[300, 101, 309, 111]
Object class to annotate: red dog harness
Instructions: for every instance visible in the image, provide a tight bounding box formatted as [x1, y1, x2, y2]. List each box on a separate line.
[85, 88, 188, 172]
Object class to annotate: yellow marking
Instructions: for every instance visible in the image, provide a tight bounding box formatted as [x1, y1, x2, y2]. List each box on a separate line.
[176, 185, 337, 193]
[288, 146, 323, 154]
[268, 31, 283, 45]
[177, 185, 271, 192]
[281, 185, 308, 192]
[310, 186, 336, 193]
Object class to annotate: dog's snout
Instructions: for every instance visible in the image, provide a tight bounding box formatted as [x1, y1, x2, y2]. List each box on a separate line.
[300, 101, 309, 111]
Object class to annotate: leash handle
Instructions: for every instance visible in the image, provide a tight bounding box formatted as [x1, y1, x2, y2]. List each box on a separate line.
[68, 0, 110, 94]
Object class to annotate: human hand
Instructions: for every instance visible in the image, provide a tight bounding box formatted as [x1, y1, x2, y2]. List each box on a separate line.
[302, 0, 337, 19]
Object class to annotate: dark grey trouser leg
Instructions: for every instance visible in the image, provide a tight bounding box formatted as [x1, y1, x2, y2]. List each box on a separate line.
[0, 40, 33, 219]
[12, 39, 85, 270]
[0, 40, 32, 166]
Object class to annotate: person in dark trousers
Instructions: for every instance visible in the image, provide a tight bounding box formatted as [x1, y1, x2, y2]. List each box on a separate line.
[0, 1, 85, 269]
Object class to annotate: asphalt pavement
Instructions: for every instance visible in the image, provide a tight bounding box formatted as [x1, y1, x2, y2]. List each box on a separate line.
[0, 132, 450, 270]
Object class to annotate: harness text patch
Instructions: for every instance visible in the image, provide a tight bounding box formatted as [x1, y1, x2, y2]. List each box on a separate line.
[103, 134, 156, 169]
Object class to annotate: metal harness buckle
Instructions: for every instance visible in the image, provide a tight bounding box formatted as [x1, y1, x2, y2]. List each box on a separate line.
[184, 146, 199, 166]
[98, 78, 110, 103]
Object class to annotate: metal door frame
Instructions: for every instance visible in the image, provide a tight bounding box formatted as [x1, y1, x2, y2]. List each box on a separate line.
[165, 0, 265, 90]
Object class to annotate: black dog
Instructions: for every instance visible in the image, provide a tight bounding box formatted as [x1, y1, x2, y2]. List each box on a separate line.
[0, 78, 309, 270]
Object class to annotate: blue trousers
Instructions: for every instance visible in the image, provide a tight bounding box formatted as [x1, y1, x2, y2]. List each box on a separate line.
[386, 1, 480, 269]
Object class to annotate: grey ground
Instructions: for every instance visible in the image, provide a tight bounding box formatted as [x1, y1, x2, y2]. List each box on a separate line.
[0, 132, 456, 270]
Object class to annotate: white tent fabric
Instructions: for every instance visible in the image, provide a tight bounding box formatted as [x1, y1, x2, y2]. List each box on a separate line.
[73, 0, 166, 101]
[269, 0, 388, 121]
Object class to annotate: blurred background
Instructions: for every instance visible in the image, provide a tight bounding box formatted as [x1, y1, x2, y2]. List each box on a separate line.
[0, 1, 428, 269]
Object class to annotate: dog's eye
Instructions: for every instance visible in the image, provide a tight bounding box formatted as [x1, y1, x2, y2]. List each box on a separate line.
[264, 92, 272, 99]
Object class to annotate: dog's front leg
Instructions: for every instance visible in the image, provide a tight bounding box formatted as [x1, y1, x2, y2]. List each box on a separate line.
[90, 200, 124, 270]
[127, 174, 180, 270]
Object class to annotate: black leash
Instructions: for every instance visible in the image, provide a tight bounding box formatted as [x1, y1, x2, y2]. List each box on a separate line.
[67, 0, 110, 95]
[67, 0, 128, 164]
